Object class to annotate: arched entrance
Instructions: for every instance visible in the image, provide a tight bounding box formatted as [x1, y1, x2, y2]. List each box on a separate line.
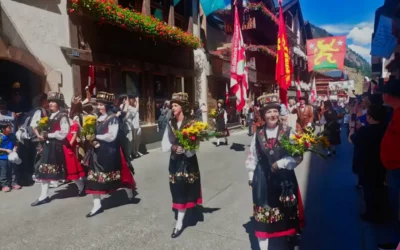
[0, 35, 61, 112]
[0, 60, 43, 112]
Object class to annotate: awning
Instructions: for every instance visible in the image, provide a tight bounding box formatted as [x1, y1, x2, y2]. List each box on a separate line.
[293, 46, 307, 59]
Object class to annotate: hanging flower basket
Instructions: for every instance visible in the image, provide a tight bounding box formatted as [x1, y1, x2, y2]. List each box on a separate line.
[69, 0, 202, 49]
[244, 2, 278, 25]
[246, 45, 277, 57]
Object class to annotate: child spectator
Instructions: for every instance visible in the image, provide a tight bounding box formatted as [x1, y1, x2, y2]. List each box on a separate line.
[0, 121, 20, 192]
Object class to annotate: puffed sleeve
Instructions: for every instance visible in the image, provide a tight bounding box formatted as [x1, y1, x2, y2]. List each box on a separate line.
[224, 110, 228, 124]
[96, 117, 118, 142]
[245, 134, 258, 181]
[48, 116, 69, 140]
[29, 110, 42, 128]
[162, 125, 172, 153]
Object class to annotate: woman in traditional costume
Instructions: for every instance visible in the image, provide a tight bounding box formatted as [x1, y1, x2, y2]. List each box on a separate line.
[320, 101, 341, 156]
[85, 92, 136, 218]
[214, 99, 229, 146]
[31, 92, 85, 206]
[161, 92, 202, 238]
[245, 93, 304, 250]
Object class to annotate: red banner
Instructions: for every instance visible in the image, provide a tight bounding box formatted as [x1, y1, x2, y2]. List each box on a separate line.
[275, 2, 292, 106]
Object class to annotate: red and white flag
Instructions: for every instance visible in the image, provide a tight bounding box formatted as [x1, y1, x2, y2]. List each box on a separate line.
[296, 76, 302, 99]
[230, 0, 248, 112]
[310, 77, 317, 103]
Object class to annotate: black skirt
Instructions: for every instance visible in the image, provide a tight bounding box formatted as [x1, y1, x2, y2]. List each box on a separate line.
[85, 141, 122, 193]
[37, 139, 66, 181]
[251, 164, 300, 238]
[169, 153, 202, 210]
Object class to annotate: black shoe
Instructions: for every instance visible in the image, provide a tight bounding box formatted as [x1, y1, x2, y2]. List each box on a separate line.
[86, 207, 104, 218]
[171, 228, 183, 238]
[31, 197, 51, 207]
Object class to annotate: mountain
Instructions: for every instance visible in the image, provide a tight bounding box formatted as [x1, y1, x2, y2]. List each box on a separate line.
[309, 23, 372, 78]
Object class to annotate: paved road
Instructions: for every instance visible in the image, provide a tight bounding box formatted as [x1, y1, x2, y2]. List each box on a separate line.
[0, 130, 375, 250]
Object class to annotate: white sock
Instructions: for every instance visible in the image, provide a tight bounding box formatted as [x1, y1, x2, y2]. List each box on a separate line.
[258, 238, 269, 250]
[125, 188, 133, 199]
[39, 182, 49, 201]
[91, 194, 102, 214]
[73, 179, 84, 192]
[217, 139, 220, 145]
[175, 209, 186, 230]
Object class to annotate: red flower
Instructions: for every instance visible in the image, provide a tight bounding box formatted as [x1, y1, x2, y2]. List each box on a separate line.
[183, 131, 188, 136]
[190, 136, 196, 141]
[295, 134, 301, 139]
[69, 9, 75, 13]
[304, 141, 311, 148]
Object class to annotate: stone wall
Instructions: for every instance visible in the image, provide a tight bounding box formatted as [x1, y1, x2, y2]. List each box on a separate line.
[1, 0, 72, 102]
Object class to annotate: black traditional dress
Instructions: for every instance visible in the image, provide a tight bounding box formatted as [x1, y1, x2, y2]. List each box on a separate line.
[215, 108, 229, 138]
[37, 111, 70, 181]
[85, 113, 135, 194]
[162, 118, 202, 210]
[322, 109, 341, 145]
[246, 124, 304, 239]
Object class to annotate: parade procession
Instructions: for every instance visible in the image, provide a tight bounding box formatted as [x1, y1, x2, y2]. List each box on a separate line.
[1, 0, 400, 249]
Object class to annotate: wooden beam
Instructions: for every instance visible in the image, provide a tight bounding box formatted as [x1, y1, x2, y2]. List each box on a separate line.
[168, 5, 175, 26]
[187, 16, 193, 34]
[142, 0, 151, 16]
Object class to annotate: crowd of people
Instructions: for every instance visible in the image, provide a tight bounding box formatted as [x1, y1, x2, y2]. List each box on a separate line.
[1, 80, 400, 249]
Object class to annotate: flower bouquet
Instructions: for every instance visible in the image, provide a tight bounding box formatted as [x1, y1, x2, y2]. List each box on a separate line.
[209, 108, 217, 118]
[81, 115, 97, 141]
[175, 121, 213, 151]
[36, 117, 48, 132]
[280, 127, 329, 159]
[36, 117, 49, 138]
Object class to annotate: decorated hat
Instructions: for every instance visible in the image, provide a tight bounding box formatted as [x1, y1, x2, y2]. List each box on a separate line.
[170, 92, 189, 105]
[257, 93, 281, 111]
[217, 99, 224, 104]
[96, 91, 115, 104]
[47, 91, 65, 103]
[0, 119, 12, 128]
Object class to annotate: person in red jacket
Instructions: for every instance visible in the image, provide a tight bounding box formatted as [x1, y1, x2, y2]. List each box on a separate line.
[381, 79, 400, 246]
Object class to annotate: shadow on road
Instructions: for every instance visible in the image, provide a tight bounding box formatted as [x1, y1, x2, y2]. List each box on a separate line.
[175, 206, 220, 229]
[229, 143, 246, 151]
[102, 189, 141, 210]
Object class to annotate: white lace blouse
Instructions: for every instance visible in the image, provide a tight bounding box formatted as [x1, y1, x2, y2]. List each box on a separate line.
[245, 126, 298, 181]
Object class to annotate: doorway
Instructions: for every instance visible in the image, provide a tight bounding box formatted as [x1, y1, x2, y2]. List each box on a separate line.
[0, 60, 42, 113]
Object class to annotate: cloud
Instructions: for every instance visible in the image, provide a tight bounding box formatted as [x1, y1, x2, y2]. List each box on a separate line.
[347, 24, 373, 45]
[320, 24, 352, 34]
[348, 44, 371, 61]
[319, 22, 374, 46]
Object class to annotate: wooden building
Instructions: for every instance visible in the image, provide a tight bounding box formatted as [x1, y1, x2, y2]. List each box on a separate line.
[63, 0, 201, 145]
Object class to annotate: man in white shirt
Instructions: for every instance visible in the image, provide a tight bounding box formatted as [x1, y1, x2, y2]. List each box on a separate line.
[130, 96, 142, 158]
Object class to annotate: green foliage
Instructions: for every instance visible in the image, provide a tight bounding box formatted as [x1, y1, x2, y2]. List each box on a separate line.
[70, 0, 202, 49]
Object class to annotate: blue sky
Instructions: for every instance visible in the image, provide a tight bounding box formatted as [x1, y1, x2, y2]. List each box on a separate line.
[300, 0, 384, 62]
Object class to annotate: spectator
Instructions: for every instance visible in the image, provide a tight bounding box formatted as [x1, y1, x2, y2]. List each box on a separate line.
[349, 105, 389, 223]
[380, 79, 400, 247]
[0, 121, 19, 192]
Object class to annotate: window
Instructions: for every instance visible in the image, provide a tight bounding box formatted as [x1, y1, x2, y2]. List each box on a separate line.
[80, 65, 110, 97]
[285, 12, 293, 30]
[118, 0, 142, 11]
[151, 0, 165, 21]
